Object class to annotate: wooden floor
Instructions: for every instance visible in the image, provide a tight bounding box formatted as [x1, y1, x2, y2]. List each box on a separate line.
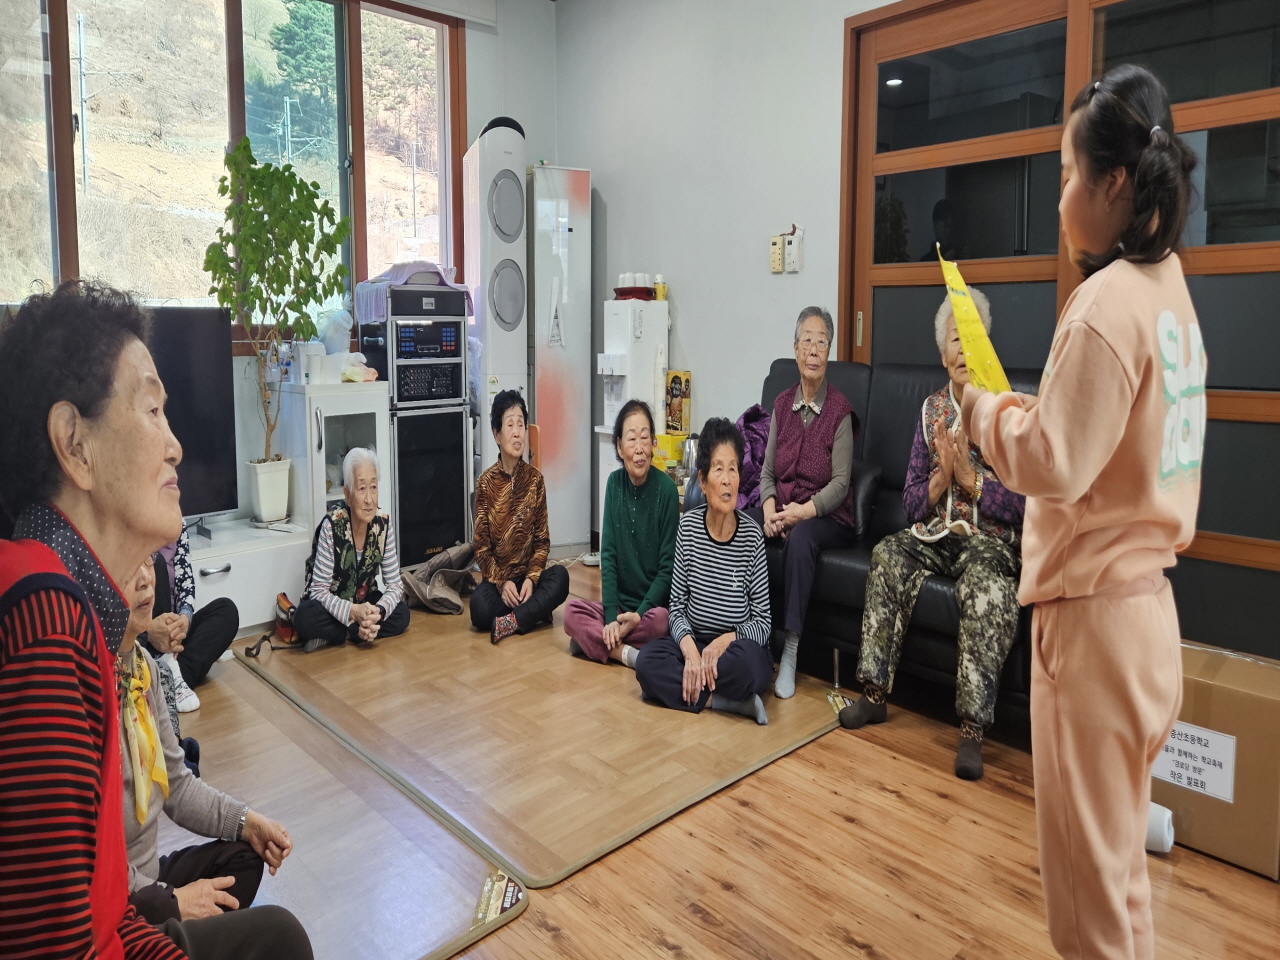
[235, 560, 836, 887]
[155, 661, 525, 960]
[459, 702, 1280, 960]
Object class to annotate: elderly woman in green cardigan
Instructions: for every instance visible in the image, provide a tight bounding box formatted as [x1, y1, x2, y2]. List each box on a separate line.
[565, 400, 679, 668]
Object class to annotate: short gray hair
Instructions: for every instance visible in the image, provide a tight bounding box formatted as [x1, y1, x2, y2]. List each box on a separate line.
[342, 446, 379, 489]
[934, 287, 992, 355]
[794, 306, 834, 345]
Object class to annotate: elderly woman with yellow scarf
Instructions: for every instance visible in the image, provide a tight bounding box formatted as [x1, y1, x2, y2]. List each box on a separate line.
[120, 559, 296, 926]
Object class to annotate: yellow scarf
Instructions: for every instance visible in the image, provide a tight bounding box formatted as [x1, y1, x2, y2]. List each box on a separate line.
[121, 647, 169, 823]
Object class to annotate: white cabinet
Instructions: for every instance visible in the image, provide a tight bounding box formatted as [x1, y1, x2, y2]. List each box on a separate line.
[275, 381, 393, 535]
[188, 521, 312, 629]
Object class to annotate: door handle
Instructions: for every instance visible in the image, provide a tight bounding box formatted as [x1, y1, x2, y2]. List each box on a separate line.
[199, 562, 232, 577]
[362, 336, 385, 347]
[315, 407, 323, 452]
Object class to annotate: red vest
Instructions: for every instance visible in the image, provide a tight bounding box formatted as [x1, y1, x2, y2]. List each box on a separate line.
[771, 382, 857, 529]
[0, 540, 129, 960]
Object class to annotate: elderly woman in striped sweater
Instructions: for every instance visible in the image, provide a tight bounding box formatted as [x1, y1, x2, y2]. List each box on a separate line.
[294, 447, 410, 653]
[635, 418, 774, 725]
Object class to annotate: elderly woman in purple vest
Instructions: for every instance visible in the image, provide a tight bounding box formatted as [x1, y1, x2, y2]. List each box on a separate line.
[839, 289, 1024, 781]
[747, 306, 860, 700]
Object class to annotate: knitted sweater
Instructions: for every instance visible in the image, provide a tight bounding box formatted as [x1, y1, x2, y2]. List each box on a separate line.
[600, 467, 679, 618]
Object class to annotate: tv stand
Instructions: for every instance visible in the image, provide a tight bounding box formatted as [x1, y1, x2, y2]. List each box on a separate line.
[187, 517, 311, 632]
[188, 516, 214, 543]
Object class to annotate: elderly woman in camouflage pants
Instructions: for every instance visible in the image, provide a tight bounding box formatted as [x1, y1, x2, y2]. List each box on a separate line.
[840, 289, 1025, 782]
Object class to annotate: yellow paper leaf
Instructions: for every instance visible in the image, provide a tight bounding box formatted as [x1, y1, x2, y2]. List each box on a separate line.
[936, 244, 1011, 394]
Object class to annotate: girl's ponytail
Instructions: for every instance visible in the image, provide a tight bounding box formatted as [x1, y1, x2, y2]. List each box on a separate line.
[1070, 65, 1198, 277]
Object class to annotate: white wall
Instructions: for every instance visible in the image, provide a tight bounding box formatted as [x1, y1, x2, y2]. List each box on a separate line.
[553, 0, 890, 426]
[464, 0, 558, 159]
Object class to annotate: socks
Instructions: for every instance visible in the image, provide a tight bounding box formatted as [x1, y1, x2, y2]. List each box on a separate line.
[710, 692, 769, 726]
[773, 632, 800, 699]
[960, 719, 984, 743]
[491, 612, 518, 644]
[864, 682, 887, 705]
[620, 645, 639, 669]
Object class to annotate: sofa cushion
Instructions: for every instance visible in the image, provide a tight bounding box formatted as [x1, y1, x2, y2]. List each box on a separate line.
[760, 360, 872, 460]
[813, 544, 876, 606]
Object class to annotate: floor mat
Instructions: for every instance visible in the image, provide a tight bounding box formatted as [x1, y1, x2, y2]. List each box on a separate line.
[234, 610, 838, 887]
[156, 660, 526, 960]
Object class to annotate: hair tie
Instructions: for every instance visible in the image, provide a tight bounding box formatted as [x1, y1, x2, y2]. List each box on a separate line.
[1094, 81, 1101, 91]
[1150, 124, 1163, 140]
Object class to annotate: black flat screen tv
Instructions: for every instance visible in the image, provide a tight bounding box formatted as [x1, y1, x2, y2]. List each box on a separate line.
[149, 307, 238, 518]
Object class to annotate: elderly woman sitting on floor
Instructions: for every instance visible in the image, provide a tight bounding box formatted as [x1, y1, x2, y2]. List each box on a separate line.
[119, 559, 296, 926]
[295, 446, 410, 653]
[471, 390, 571, 643]
[564, 399, 679, 668]
[748, 305, 860, 700]
[840, 288, 1025, 781]
[635, 418, 774, 725]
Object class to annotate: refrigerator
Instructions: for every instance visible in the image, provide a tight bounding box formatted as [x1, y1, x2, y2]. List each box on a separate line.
[527, 165, 592, 553]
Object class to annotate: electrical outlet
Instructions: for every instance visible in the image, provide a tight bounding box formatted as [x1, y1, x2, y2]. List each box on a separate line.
[785, 228, 804, 272]
[770, 235, 785, 273]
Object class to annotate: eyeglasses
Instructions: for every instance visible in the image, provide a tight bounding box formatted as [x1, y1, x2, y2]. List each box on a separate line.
[797, 337, 830, 351]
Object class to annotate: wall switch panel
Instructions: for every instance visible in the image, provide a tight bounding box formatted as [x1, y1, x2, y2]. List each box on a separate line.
[785, 230, 804, 272]
[770, 235, 785, 273]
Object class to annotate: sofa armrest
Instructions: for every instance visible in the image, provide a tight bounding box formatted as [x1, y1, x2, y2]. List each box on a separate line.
[683, 476, 705, 513]
[850, 459, 882, 539]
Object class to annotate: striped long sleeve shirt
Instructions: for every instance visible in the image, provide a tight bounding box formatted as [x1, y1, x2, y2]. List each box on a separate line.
[307, 516, 404, 624]
[667, 505, 771, 646]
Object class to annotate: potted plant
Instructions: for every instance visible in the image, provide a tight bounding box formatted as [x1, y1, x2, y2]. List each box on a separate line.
[204, 136, 351, 523]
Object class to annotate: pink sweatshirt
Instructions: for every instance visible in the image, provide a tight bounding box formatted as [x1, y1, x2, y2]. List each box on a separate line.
[964, 255, 1205, 605]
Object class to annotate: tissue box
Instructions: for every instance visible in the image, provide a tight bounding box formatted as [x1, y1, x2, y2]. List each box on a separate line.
[1150, 641, 1280, 879]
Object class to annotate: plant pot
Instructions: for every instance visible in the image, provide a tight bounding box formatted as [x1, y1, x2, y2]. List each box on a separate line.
[247, 458, 291, 523]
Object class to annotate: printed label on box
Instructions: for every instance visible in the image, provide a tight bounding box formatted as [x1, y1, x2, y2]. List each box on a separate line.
[1151, 720, 1236, 803]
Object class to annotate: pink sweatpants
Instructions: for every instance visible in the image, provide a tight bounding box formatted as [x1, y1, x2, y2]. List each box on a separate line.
[1031, 576, 1182, 960]
[562, 599, 668, 663]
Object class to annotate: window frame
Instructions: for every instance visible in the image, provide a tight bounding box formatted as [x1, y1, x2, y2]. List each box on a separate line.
[39, 0, 468, 292]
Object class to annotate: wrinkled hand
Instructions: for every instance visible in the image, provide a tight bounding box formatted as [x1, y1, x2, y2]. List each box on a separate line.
[933, 420, 956, 484]
[243, 809, 293, 876]
[518, 578, 535, 604]
[762, 499, 783, 539]
[175, 876, 238, 919]
[776, 500, 816, 530]
[700, 633, 734, 692]
[500, 580, 521, 608]
[358, 610, 382, 642]
[146, 612, 183, 654]
[604, 612, 640, 651]
[168, 613, 190, 645]
[679, 637, 705, 705]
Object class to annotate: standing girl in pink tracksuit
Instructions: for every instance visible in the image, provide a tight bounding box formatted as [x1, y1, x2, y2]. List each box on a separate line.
[962, 65, 1204, 960]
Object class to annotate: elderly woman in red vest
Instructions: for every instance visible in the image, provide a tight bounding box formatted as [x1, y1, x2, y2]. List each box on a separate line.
[748, 306, 860, 700]
[0, 282, 311, 960]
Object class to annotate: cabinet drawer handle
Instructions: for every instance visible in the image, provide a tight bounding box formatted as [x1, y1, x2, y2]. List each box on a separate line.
[199, 563, 232, 577]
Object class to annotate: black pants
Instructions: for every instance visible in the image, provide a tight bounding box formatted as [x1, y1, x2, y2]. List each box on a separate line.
[635, 635, 774, 712]
[130, 839, 265, 925]
[746, 508, 857, 637]
[143, 592, 240, 689]
[468, 565, 570, 634]
[159, 904, 312, 960]
[293, 596, 411, 644]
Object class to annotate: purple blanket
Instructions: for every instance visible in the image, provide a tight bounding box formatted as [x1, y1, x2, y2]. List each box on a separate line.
[736, 403, 772, 510]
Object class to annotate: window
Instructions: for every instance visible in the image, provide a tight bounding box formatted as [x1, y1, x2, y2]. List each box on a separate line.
[1182, 121, 1280, 246]
[361, 4, 447, 276]
[0, 0, 57, 300]
[1096, 0, 1280, 105]
[243, 0, 345, 215]
[67, 0, 229, 301]
[875, 152, 1060, 262]
[877, 20, 1067, 153]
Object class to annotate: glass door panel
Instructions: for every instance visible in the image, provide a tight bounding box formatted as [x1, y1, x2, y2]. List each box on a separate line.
[877, 19, 1067, 153]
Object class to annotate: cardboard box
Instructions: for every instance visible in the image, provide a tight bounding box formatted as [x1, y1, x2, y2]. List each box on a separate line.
[1150, 641, 1280, 879]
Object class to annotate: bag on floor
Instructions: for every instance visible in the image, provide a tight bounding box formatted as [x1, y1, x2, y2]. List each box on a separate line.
[404, 542, 476, 615]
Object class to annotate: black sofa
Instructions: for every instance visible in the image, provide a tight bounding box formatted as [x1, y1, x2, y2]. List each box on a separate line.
[689, 360, 1041, 723]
